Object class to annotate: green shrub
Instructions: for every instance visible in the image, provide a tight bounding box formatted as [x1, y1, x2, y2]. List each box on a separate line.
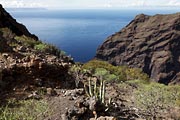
[15, 35, 65, 57]
[0, 28, 15, 39]
[15, 35, 40, 48]
[125, 68, 149, 81]
[36, 43, 66, 57]
[134, 82, 180, 119]
[83, 60, 116, 73]
[94, 68, 109, 77]
[0, 99, 51, 120]
[94, 68, 118, 82]
[34, 43, 47, 51]
[83, 60, 149, 83]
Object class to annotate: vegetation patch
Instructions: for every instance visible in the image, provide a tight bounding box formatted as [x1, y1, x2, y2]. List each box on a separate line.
[0, 99, 51, 120]
[128, 81, 180, 119]
[82, 60, 149, 83]
[15, 35, 41, 47]
[0, 28, 15, 39]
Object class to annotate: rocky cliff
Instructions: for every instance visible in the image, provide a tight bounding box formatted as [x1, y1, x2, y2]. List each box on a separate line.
[96, 13, 180, 84]
[0, 4, 38, 40]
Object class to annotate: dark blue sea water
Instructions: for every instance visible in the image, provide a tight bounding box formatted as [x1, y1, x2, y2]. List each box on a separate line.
[7, 9, 179, 62]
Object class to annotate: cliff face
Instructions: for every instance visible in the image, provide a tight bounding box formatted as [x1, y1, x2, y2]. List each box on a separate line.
[96, 13, 180, 84]
[0, 4, 38, 40]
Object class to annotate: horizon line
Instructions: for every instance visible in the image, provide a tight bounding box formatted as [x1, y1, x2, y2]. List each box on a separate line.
[5, 6, 180, 10]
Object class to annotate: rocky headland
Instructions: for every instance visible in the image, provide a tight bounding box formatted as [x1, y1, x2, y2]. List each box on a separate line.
[96, 13, 180, 85]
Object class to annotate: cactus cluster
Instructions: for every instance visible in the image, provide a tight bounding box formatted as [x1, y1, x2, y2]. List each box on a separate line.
[84, 77, 106, 104]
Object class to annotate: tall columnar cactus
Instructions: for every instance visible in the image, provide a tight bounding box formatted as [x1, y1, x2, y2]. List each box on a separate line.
[85, 77, 106, 104]
[99, 79, 103, 102]
[94, 79, 97, 99]
[88, 78, 93, 97]
[102, 80, 105, 104]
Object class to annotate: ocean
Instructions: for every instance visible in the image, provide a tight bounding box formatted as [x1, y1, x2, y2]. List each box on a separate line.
[7, 9, 179, 62]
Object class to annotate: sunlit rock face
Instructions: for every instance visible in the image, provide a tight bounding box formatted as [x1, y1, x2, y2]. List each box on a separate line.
[96, 13, 180, 84]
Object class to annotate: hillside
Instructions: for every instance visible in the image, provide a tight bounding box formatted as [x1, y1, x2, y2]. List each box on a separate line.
[0, 4, 38, 40]
[96, 13, 180, 85]
[0, 4, 180, 120]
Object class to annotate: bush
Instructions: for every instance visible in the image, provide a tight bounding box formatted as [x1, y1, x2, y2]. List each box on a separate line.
[0, 28, 15, 39]
[94, 68, 118, 82]
[15, 35, 66, 57]
[0, 99, 51, 120]
[34, 43, 47, 51]
[125, 68, 149, 81]
[134, 82, 180, 119]
[83, 60, 149, 83]
[15, 35, 40, 48]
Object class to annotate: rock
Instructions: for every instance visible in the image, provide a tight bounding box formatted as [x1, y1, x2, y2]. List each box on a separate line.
[67, 106, 87, 119]
[64, 88, 84, 96]
[47, 88, 57, 96]
[2, 53, 9, 58]
[26, 91, 41, 100]
[61, 114, 68, 120]
[96, 13, 180, 85]
[88, 96, 97, 111]
[90, 116, 117, 120]
[17, 46, 26, 52]
[34, 78, 43, 87]
[46, 55, 57, 62]
[29, 56, 42, 68]
[61, 62, 69, 67]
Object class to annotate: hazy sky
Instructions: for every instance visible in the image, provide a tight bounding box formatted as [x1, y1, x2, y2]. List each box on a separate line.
[1, 0, 180, 9]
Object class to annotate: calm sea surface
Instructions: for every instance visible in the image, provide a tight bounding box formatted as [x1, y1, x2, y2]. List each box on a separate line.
[7, 9, 179, 62]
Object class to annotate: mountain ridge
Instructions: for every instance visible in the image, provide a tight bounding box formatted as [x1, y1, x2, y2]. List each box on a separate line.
[0, 4, 38, 40]
[96, 12, 180, 84]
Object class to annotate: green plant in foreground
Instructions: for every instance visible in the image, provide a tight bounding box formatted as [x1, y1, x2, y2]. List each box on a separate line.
[83, 60, 149, 83]
[134, 82, 180, 119]
[0, 99, 51, 120]
[84, 77, 106, 104]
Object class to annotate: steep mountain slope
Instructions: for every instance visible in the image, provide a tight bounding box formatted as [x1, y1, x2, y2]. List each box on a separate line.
[0, 4, 74, 96]
[0, 4, 38, 40]
[96, 13, 180, 84]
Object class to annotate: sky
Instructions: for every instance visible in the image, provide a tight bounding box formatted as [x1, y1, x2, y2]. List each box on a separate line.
[0, 0, 180, 9]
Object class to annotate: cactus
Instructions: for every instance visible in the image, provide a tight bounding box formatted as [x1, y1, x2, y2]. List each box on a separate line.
[102, 80, 105, 104]
[84, 84, 90, 97]
[94, 79, 98, 99]
[84, 76, 106, 104]
[88, 78, 93, 97]
[99, 79, 102, 101]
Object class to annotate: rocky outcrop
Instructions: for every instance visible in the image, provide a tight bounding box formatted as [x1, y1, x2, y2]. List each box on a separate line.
[96, 13, 180, 84]
[0, 4, 74, 96]
[0, 4, 38, 40]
